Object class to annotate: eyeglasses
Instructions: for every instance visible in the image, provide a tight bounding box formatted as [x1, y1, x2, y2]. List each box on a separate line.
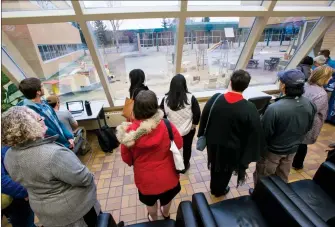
[38, 116, 45, 122]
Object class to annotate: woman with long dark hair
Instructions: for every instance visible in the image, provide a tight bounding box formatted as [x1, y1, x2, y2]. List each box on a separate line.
[160, 74, 201, 173]
[129, 69, 149, 99]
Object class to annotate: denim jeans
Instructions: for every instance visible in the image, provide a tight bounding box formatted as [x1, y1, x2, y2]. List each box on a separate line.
[2, 199, 36, 227]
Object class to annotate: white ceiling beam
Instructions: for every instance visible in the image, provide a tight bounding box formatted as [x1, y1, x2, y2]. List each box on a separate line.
[174, 0, 188, 74]
[3, 6, 335, 25]
[71, 0, 115, 107]
[286, 16, 335, 69]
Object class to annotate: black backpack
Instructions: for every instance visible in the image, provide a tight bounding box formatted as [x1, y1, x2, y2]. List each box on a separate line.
[97, 126, 119, 152]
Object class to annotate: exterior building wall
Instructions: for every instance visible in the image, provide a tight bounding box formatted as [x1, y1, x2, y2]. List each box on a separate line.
[2, 22, 84, 79]
[28, 23, 81, 45]
[321, 22, 335, 57]
[41, 50, 84, 79]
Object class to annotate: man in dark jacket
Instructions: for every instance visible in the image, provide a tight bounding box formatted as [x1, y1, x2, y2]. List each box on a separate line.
[198, 70, 265, 197]
[1, 146, 36, 227]
[253, 69, 316, 185]
[17, 78, 74, 149]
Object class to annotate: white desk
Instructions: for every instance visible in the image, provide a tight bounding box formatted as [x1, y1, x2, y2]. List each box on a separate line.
[242, 87, 273, 100]
[60, 102, 107, 129]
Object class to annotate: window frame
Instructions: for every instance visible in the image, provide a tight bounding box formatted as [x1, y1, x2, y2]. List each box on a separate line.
[2, 0, 335, 107]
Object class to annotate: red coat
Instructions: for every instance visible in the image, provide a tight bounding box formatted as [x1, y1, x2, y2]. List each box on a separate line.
[120, 118, 183, 195]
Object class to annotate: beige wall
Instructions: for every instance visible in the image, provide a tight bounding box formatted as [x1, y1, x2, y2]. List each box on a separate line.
[321, 22, 335, 58]
[28, 23, 81, 45]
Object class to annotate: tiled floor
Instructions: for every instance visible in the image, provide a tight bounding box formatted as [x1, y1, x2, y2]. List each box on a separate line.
[2, 123, 334, 226]
[80, 123, 335, 225]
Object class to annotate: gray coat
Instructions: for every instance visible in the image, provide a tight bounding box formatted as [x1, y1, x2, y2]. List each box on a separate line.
[302, 83, 329, 144]
[4, 136, 97, 226]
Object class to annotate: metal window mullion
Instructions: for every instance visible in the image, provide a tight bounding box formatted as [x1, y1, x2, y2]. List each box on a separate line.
[174, 0, 188, 74]
[235, 1, 277, 70]
[71, 0, 114, 107]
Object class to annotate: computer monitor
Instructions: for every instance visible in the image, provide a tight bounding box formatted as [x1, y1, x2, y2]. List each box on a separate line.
[66, 101, 84, 114]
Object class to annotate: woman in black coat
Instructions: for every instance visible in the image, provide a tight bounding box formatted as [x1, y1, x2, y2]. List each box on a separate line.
[129, 69, 149, 99]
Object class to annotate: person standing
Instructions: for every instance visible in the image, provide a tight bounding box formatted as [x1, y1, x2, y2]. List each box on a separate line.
[160, 74, 201, 173]
[17, 78, 74, 149]
[197, 70, 265, 197]
[1, 146, 36, 227]
[2, 106, 100, 227]
[117, 91, 183, 221]
[313, 55, 327, 68]
[319, 49, 335, 70]
[253, 69, 316, 185]
[129, 69, 149, 100]
[292, 66, 333, 169]
[296, 56, 313, 81]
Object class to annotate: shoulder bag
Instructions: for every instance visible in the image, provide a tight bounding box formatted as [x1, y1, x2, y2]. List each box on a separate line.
[163, 119, 185, 172]
[196, 94, 222, 151]
[122, 88, 138, 119]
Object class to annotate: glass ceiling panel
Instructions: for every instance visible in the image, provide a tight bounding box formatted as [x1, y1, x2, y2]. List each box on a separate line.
[2, 0, 72, 12]
[275, 0, 332, 7]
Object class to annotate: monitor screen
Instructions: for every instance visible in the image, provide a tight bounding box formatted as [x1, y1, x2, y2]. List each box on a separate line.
[66, 101, 84, 112]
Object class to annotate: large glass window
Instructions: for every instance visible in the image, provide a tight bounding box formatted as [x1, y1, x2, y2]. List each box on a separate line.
[188, 1, 262, 7]
[248, 17, 319, 85]
[83, 1, 179, 13]
[2, 23, 108, 104]
[275, 1, 331, 7]
[90, 18, 177, 101]
[180, 17, 254, 91]
[2, 0, 72, 11]
[37, 44, 83, 62]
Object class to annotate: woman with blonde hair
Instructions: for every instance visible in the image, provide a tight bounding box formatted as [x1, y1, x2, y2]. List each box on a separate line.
[2, 106, 99, 227]
[292, 65, 334, 169]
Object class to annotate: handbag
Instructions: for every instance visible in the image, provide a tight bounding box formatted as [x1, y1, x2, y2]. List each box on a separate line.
[163, 119, 185, 172]
[122, 88, 138, 119]
[196, 94, 222, 151]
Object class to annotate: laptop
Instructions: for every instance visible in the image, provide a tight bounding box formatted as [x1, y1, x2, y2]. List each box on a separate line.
[66, 101, 84, 114]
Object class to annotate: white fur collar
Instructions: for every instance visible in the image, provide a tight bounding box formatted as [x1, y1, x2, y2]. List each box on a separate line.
[116, 110, 164, 148]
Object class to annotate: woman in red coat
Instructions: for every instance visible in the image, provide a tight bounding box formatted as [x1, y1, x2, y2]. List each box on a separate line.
[117, 90, 183, 221]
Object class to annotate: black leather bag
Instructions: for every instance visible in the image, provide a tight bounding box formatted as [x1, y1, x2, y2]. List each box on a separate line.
[97, 126, 119, 153]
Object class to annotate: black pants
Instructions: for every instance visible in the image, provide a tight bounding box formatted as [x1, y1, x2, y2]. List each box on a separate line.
[83, 206, 99, 227]
[292, 144, 308, 168]
[210, 168, 233, 196]
[182, 129, 196, 167]
[2, 199, 35, 227]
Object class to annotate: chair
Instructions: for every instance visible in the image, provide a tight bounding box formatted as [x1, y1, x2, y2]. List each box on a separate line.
[248, 96, 272, 115]
[192, 177, 321, 227]
[268, 161, 335, 226]
[264, 58, 280, 71]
